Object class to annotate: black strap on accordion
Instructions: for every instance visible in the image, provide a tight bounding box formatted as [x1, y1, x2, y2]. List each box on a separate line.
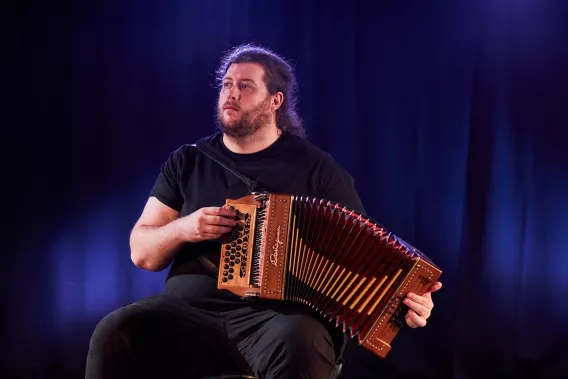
[192, 138, 267, 278]
[194, 138, 268, 194]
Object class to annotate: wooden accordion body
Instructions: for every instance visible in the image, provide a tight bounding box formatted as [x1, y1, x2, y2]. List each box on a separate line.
[217, 193, 442, 358]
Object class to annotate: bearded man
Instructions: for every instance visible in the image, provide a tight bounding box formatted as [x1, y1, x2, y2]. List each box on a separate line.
[85, 44, 441, 379]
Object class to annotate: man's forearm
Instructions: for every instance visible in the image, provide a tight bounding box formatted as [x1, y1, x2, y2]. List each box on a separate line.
[129, 220, 186, 271]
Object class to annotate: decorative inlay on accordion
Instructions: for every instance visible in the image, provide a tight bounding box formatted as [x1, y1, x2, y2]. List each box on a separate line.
[217, 192, 442, 358]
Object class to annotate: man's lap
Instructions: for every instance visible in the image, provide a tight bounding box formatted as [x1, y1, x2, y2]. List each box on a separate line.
[88, 291, 337, 378]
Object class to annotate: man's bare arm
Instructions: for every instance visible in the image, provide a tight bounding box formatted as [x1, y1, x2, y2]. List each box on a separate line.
[129, 197, 237, 272]
[129, 197, 185, 272]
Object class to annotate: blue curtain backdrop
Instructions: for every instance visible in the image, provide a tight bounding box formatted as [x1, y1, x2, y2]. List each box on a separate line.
[5, 0, 568, 378]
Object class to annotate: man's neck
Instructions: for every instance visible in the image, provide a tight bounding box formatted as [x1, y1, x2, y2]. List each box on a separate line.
[222, 125, 281, 154]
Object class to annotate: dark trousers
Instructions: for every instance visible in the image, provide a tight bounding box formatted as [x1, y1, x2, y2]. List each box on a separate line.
[84, 293, 338, 379]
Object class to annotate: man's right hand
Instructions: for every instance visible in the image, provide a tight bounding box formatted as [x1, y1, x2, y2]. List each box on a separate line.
[178, 206, 238, 243]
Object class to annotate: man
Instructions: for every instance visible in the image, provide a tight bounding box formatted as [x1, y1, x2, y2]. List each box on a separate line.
[85, 44, 442, 379]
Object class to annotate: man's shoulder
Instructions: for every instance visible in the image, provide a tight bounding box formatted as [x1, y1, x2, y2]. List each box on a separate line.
[193, 132, 222, 146]
[292, 136, 352, 176]
[286, 134, 337, 164]
[166, 132, 222, 159]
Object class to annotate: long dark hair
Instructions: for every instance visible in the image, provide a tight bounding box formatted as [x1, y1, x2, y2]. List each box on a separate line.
[215, 44, 306, 138]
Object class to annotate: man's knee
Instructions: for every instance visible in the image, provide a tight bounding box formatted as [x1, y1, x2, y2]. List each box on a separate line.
[86, 297, 225, 379]
[88, 306, 136, 354]
[256, 314, 336, 378]
[89, 298, 170, 354]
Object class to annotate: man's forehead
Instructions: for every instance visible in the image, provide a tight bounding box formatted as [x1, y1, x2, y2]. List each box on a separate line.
[224, 62, 265, 81]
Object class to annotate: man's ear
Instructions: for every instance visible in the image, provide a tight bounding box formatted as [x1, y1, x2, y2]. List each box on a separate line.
[271, 92, 284, 112]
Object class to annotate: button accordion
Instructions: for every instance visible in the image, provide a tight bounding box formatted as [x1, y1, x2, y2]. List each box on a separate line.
[217, 192, 442, 358]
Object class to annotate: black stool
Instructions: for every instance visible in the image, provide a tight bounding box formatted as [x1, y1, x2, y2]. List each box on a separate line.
[201, 376, 255, 379]
[201, 363, 342, 379]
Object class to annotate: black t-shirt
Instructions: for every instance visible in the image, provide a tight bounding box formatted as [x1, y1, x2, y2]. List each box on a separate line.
[149, 131, 366, 351]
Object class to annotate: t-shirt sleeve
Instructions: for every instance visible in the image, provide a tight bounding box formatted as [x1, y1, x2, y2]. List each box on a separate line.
[317, 159, 367, 215]
[149, 146, 185, 212]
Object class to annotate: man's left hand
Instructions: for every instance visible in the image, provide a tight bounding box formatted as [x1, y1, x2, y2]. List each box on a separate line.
[403, 281, 442, 328]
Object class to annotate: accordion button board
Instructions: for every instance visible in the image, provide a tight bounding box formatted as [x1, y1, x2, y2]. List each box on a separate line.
[218, 203, 259, 297]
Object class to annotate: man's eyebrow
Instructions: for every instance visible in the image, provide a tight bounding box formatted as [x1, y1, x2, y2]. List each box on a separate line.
[222, 77, 257, 84]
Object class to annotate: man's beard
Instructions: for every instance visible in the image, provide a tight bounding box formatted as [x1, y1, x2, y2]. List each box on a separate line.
[216, 97, 272, 139]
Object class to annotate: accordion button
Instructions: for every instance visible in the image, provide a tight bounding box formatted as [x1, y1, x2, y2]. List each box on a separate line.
[224, 264, 229, 269]
[235, 259, 240, 264]
[223, 271, 228, 276]
[228, 274, 233, 280]
[222, 277, 228, 282]
[224, 258, 229, 263]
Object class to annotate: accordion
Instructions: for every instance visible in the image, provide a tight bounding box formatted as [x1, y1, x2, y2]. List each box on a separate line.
[217, 192, 442, 358]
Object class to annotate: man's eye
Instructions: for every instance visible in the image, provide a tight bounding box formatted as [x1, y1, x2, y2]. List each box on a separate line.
[223, 82, 231, 88]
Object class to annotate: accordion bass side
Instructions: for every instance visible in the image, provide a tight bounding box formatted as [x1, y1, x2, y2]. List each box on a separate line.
[217, 193, 442, 358]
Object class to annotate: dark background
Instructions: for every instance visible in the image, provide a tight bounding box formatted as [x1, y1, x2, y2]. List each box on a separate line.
[4, 0, 568, 378]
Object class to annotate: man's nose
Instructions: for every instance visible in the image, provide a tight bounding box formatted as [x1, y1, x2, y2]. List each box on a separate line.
[227, 86, 240, 101]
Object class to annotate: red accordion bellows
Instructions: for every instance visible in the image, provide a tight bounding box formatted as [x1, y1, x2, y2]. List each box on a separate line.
[217, 193, 442, 358]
